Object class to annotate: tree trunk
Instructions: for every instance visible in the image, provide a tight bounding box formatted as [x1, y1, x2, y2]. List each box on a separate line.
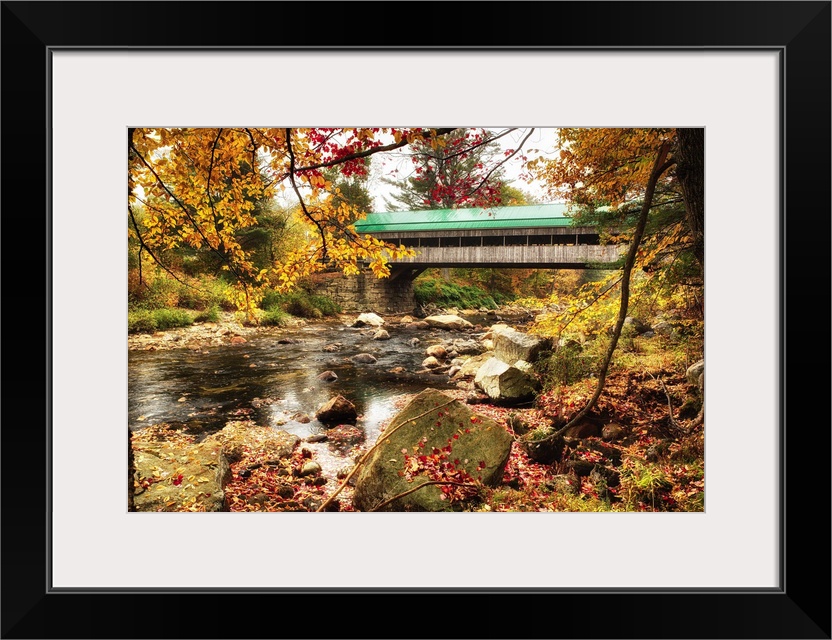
[128, 430, 136, 511]
[675, 128, 705, 267]
[549, 143, 674, 440]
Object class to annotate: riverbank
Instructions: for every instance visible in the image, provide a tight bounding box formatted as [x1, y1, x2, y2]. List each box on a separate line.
[127, 304, 538, 352]
[128, 305, 705, 513]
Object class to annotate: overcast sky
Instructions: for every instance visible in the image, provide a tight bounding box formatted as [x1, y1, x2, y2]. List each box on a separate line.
[367, 127, 560, 212]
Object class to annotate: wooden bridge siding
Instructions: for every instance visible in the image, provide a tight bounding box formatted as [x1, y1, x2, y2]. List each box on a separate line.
[369, 226, 598, 240]
[387, 244, 624, 266]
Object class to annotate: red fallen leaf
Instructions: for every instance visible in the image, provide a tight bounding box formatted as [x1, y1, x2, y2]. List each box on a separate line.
[453, 434, 459, 440]
[172, 474, 184, 486]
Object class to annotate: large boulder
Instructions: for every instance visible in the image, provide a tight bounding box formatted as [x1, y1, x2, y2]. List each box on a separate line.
[424, 315, 474, 331]
[452, 352, 493, 379]
[352, 313, 384, 328]
[316, 395, 358, 425]
[451, 339, 483, 356]
[352, 389, 512, 511]
[132, 440, 231, 512]
[474, 357, 539, 403]
[493, 327, 551, 366]
[204, 421, 300, 463]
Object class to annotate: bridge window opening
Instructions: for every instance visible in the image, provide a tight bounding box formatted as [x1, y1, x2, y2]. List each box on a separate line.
[505, 236, 527, 246]
[552, 236, 573, 246]
[400, 237, 420, 247]
[528, 234, 553, 246]
[419, 237, 440, 248]
[578, 234, 601, 245]
[460, 236, 481, 247]
[438, 237, 462, 248]
[482, 236, 504, 247]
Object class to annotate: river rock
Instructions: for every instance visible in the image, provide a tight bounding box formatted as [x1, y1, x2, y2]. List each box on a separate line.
[623, 316, 650, 335]
[230, 336, 247, 345]
[326, 424, 366, 452]
[406, 321, 431, 330]
[316, 395, 358, 425]
[453, 352, 493, 379]
[204, 421, 300, 464]
[389, 366, 406, 374]
[292, 412, 312, 423]
[421, 356, 442, 369]
[400, 315, 415, 324]
[425, 344, 448, 360]
[317, 370, 338, 382]
[451, 339, 482, 355]
[493, 326, 551, 366]
[299, 461, 322, 477]
[372, 329, 390, 340]
[409, 338, 420, 347]
[277, 337, 301, 344]
[686, 359, 705, 386]
[424, 315, 474, 331]
[652, 321, 675, 337]
[352, 389, 512, 511]
[351, 353, 377, 364]
[602, 422, 626, 441]
[562, 420, 601, 439]
[323, 343, 342, 352]
[447, 366, 461, 378]
[474, 357, 539, 403]
[352, 313, 384, 328]
[132, 440, 231, 512]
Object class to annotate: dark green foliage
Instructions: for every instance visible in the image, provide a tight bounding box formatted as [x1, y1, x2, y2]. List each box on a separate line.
[414, 278, 498, 309]
[128, 308, 194, 333]
[193, 305, 220, 323]
[259, 290, 341, 319]
[261, 308, 291, 326]
[536, 343, 602, 387]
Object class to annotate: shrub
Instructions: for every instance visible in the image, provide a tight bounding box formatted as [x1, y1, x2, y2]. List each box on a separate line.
[261, 308, 292, 327]
[152, 308, 194, 330]
[128, 308, 194, 333]
[193, 305, 220, 323]
[537, 343, 602, 387]
[128, 309, 157, 333]
[258, 290, 341, 319]
[414, 278, 498, 309]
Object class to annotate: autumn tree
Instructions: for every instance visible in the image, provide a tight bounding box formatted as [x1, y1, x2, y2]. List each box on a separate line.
[526, 129, 704, 436]
[381, 128, 533, 211]
[130, 127, 535, 317]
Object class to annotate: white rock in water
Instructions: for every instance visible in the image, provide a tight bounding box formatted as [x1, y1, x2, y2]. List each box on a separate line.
[353, 313, 385, 328]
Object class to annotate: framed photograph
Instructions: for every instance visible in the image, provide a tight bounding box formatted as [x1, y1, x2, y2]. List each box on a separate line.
[3, 1, 829, 638]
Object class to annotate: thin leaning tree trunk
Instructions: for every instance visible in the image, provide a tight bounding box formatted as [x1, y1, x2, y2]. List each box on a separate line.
[550, 142, 675, 440]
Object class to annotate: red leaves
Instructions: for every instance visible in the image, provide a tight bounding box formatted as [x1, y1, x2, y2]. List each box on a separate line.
[172, 474, 184, 486]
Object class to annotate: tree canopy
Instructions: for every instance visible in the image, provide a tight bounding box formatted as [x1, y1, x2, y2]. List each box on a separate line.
[128, 127, 534, 316]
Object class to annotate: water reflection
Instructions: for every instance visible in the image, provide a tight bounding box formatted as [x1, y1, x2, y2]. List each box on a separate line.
[128, 321, 460, 457]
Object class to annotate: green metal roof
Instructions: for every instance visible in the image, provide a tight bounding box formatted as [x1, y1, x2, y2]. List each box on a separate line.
[354, 204, 575, 233]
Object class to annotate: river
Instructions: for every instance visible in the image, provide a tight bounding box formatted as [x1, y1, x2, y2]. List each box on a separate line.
[128, 317, 488, 477]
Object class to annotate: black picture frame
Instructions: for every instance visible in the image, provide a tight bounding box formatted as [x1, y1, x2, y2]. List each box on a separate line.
[2, 2, 829, 638]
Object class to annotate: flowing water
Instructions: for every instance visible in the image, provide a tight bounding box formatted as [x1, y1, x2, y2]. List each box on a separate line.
[128, 319, 471, 476]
